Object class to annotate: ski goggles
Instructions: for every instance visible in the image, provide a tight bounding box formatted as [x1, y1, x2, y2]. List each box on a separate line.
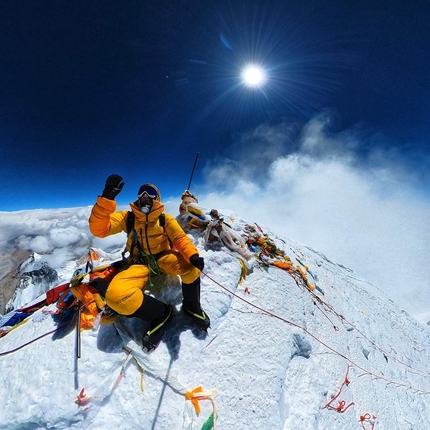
[138, 184, 158, 200]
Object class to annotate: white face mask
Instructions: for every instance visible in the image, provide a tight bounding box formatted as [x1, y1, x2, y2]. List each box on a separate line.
[140, 204, 151, 214]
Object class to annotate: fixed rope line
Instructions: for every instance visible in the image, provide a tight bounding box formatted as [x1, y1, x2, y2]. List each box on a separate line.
[288, 269, 342, 332]
[202, 271, 430, 395]
[247, 224, 430, 378]
[307, 288, 430, 379]
[312, 299, 339, 331]
[0, 298, 95, 358]
[0, 318, 74, 357]
[269, 261, 430, 380]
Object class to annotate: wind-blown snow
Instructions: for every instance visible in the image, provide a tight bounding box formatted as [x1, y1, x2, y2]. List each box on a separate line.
[1, 209, 430, 429]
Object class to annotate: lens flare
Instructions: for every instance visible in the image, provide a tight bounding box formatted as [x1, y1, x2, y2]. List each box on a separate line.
[242, 65, 266, 87]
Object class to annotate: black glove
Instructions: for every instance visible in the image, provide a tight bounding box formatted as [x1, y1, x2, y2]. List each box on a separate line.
[102, 174, 124, 200]
[190, 254, 204, 271]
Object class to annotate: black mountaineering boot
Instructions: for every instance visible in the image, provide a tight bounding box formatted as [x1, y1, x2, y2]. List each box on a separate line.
[131, 294, 174, 352]
[182, 278, 210, 331]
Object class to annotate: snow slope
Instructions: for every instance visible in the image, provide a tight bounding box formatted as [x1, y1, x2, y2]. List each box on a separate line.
[1, 211, 430, 430]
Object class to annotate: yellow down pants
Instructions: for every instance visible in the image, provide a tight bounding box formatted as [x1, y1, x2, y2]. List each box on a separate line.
[105, 250, 200, 315]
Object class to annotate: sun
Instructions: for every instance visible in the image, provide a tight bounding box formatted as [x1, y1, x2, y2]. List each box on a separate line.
[241, 65, 266, 88]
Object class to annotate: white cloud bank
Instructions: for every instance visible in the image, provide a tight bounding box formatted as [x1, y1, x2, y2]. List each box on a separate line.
[0, 207, 126, 281]
[199, 114, 430, 317]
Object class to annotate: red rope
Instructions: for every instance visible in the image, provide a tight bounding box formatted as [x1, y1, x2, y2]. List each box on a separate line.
[0, 319, 74, 357]
[323, 365, 354, 413]
[308, 290, 430, 379]
[271, 263, 340, 331]
[312, 299, 339, 331]
[273, 260, 430, 380]
[359, 413, 377, 430]
[202, 271, 430, 395]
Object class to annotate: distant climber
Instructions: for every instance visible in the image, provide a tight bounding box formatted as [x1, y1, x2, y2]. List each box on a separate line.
[89, 174, 210, 351]
[176, 190, 210, 230]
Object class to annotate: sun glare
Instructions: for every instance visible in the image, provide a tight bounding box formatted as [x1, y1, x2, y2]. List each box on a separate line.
[242, 65, 266, 88]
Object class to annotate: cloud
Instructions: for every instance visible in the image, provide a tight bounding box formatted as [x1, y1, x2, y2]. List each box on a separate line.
[199, 114, 430, 317]
[17, 235, 52, 254]
[0, 207, 129, 278]
[48, 226, 87, 248]
[204, 120, 300, 187]
[0, 209, 90, 253]
[92, 232, 127, 251]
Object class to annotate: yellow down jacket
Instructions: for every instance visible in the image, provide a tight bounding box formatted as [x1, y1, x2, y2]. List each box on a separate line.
[89, 197, 201, 315]
[89, 196, 199, 262]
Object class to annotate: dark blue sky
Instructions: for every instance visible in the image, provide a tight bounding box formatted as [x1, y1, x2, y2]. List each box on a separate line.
[1, 0, 429, 211]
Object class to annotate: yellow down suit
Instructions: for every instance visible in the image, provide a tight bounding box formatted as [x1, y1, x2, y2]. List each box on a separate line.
[89, 196, 200, 315]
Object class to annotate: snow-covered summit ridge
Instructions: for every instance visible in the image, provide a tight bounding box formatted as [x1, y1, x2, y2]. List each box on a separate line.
[4, 252, 58, 313]
[1, 209, 430, 429]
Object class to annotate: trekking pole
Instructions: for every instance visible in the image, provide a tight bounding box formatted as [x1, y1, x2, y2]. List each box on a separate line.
[187, 152, 200, 191]
[74, 301, 82, 390]
[76, 302, 81, 359]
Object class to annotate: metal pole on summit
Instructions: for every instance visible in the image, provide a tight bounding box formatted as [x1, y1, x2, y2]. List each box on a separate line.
[187, 152, 200, 191]
[74, 302, 82, 390]
[76, 302, 81, 359]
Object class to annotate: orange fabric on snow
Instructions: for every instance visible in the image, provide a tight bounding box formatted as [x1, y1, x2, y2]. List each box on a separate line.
[70, 284, 105, 330]
[272, 260, 295, 273]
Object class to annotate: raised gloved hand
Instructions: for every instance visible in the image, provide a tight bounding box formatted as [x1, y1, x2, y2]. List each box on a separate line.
[102, 174, 124, 200]
[190, 254, 205, 271]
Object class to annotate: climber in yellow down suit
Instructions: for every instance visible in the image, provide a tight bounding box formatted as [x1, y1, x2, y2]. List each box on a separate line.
[89, 174, 210, 351]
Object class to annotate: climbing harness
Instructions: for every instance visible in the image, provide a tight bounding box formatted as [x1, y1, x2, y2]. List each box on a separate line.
[133, 228, 163, 288]
[124, 211, 166, 289]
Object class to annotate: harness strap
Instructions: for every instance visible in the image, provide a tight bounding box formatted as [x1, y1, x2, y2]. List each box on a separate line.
[123, 211, 166, 288]
[122, 211, 165, 261]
